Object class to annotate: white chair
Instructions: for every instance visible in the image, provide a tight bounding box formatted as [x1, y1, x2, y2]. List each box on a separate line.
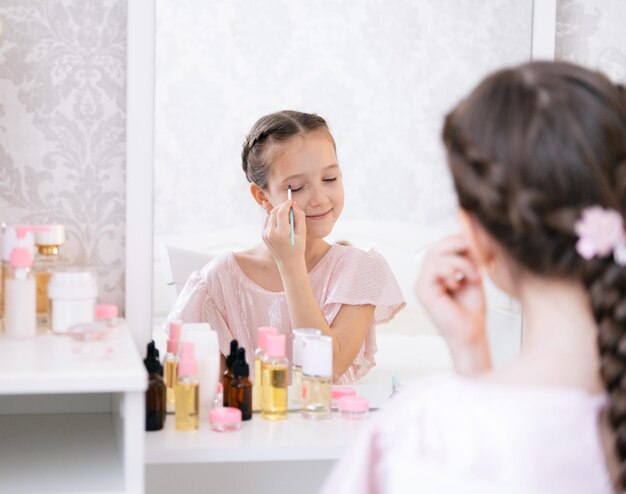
[158, 242, 215, 298]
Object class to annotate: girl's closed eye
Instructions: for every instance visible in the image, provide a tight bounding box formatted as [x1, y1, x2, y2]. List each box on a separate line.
[323, 177, 337, 183]
[290, 185, 304, 193]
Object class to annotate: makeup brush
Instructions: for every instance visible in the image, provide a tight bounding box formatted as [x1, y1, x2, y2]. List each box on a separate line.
[288, 185, 295, 246]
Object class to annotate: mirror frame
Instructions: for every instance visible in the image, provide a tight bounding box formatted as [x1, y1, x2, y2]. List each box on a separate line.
[125, 0, 556, 350]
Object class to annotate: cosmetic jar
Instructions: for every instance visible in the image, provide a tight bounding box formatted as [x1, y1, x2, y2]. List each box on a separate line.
[331, 385, 356, 410]
[209, 407, 242, 432]
[338, 395, 369, 420]
[48, 270, 97, 334]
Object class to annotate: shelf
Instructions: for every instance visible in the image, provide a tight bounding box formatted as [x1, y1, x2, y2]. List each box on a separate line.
[0, 324, 146, 395]
[0, 413, 124, 493]
[146, 384, 390, 464]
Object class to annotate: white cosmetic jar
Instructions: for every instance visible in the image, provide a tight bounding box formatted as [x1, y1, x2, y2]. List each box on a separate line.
[48, 270, 97, 334]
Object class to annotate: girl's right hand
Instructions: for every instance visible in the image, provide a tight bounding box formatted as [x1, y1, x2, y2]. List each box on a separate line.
[262, 199, 306, 269]
[415, 234, 490, 372]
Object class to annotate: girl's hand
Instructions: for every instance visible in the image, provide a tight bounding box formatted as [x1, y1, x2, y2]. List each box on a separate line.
[262, 199, 306, 268]
[415, 234, 491, 373]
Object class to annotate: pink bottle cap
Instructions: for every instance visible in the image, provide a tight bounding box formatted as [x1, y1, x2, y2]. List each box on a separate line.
[331, 385, 356, 400]
[209, 406, 242, 425]
[338, 395, 369, 413]
[95, 304, 118, 320]
[265, 333, 286, 359]
[9, 247, 32, 268]
[257, 326, 278, 351]
[167, 320, 182, 353]
[178, 341, 197, 377]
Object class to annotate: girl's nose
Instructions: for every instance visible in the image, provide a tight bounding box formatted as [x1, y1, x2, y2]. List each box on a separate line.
[308, 184, 326, 207]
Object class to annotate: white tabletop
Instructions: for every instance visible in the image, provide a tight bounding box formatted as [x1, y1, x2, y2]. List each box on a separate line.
[146, 383, 391, 464]
[0, 323, 147, 395]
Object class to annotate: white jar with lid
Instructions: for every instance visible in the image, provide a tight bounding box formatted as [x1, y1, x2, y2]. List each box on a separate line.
[48, 270, 97, 334]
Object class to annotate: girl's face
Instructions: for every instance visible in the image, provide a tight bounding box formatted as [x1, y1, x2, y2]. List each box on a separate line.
[264, 130, 344, 239]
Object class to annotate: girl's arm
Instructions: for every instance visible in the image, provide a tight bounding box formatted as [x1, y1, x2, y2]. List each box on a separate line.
[265, 200, 374, 380]
[280, 260, 375, 380]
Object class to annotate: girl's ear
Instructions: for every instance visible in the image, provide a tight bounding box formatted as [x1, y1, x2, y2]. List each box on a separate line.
[250, 184, 273, 212]
[458, 208, 496, 268]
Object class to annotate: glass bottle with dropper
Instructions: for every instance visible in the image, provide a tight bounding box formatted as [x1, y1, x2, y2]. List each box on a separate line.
[222, 339, 238, 407]
[301, 335, 333, 420]
[291, 328, 322, 407]
[261, 333, 289, 421]
[144, 340, 166, 431]
[229, 347, 252, 421]
[164, 320, 182, 414]
[175, 341, 199, 431]
[252, 326, 277, 412]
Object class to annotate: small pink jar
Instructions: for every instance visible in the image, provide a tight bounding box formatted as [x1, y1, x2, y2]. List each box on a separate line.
[338, 395, 369, 420]
[209, 407, 242, 432]
[331, 385, 356, 410]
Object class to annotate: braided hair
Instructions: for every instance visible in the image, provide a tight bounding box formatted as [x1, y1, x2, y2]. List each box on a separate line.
[442, 61, 626, 484]
[241, 110, 335, 188]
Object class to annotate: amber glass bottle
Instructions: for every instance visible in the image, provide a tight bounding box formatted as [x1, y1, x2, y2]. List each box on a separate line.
[229, 348, 252, 421]
[222, 339, 238, 407]
[144, 340, 166, 431]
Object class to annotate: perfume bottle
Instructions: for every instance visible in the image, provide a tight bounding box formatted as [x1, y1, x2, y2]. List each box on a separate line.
[175, 341, 199, 431]
[144, 340, 166, 431]
[291, 328, 322, 407]
[252, 326, 277, 412]
[228, 348, 252, 421]
[164, 320, 181, 414]
[261, 333, 289, 421]
[301, 335, 333, 420]
[222, 339, 238, 407]
[33, 224, 67, 329]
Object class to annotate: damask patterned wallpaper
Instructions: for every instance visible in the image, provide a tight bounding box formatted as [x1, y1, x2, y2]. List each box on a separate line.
[556, 0, 626, 83]
[0, 1, 126, 309]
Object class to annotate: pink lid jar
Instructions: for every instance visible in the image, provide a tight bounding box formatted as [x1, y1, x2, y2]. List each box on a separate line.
[338, 395, 370, 420]
[209, 407, 242, 432]
[331, 385, 356, 410]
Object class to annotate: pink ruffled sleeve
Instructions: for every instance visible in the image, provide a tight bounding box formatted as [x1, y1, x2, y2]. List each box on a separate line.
[322, 248, 406, 383]
[165, 261, 235, 356]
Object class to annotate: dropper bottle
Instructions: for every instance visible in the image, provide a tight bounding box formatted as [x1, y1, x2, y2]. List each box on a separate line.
[164, 320, 182, 414]
[144, 340, 166, 431]
[222, 339, 238, 407]
[175, 341, 199, 431]
[229, 347, 252, 421]
[253, 326, 277, 412]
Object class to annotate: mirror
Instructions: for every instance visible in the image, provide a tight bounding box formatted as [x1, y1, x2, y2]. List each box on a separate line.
[137, 0, 555, 382]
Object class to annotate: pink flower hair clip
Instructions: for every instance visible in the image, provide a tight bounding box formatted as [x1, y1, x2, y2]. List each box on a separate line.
[574, 206, 626, 266]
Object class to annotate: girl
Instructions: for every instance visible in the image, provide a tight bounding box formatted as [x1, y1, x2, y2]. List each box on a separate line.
[167, 110, 405, 384]
[321, 61, 626, 492]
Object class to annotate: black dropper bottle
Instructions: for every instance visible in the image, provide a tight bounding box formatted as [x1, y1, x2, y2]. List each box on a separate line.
[229, 348, 252, 420]
[223, 339, 238, 407]
[144, 340, 166, 431]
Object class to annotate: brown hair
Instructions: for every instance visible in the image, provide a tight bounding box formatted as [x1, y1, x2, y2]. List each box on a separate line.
[442, 61, 626, 482]
[241, 110, 335, 188]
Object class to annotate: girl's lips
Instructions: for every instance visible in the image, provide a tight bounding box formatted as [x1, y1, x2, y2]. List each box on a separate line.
[306, 209, 332, 220]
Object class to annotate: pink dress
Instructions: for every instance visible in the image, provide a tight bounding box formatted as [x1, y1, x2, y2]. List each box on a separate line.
[166, 244, 406, 384]
[321, 373, 612, 493]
